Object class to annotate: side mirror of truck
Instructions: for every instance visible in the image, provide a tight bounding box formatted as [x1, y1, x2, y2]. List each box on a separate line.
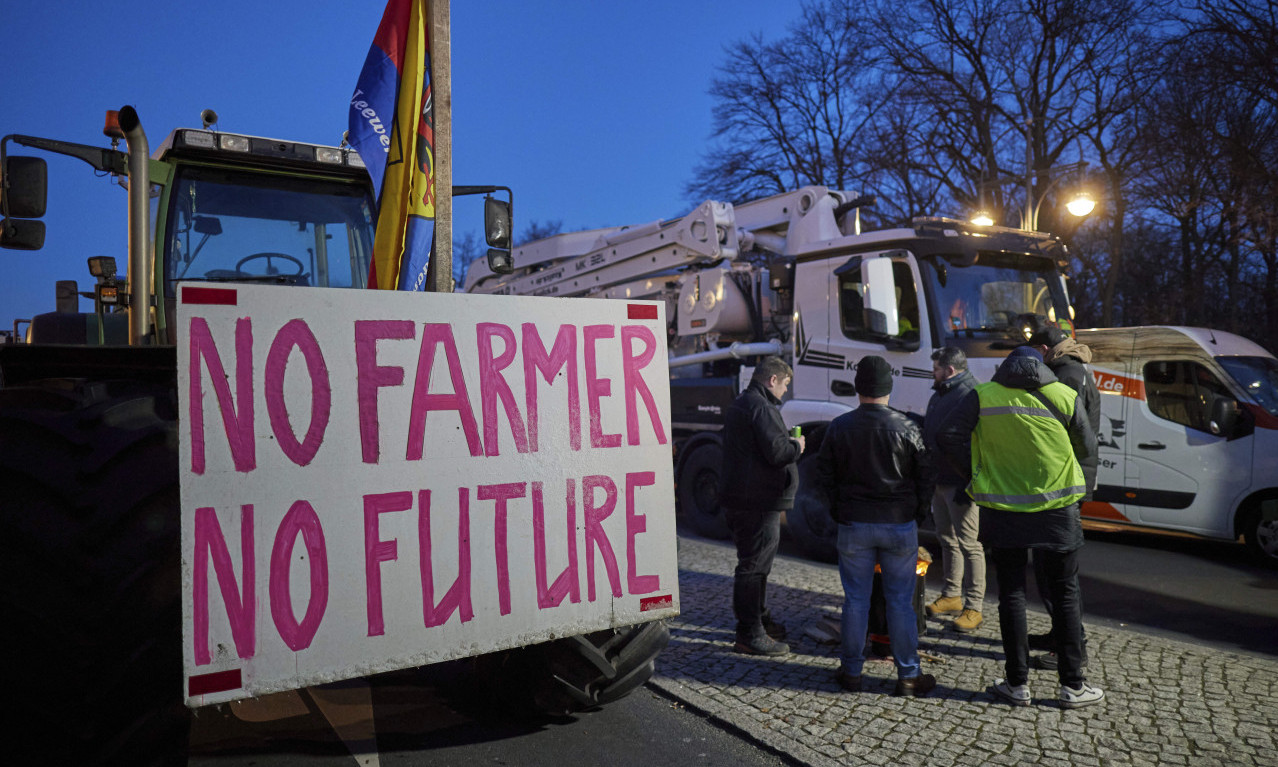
[1, 155, 48, 250]
[861, 257, 900, 336]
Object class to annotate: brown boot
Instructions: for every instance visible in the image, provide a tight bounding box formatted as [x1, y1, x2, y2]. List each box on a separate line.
[925, 595, 963, 616]
[953, 608, 983, 633]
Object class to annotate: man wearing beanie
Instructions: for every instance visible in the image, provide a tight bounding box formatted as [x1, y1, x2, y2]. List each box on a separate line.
[936, 345, 1104, 709]
[813, 355, 938, 697]
[721, 356, 805, 656]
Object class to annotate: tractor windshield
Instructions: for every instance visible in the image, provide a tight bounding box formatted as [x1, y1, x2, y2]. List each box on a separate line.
[928, 251, 1071, 342]
[164, 166, 375, 292]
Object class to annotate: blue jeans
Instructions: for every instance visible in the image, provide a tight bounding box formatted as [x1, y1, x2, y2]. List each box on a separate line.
[837, 521, 921, 678]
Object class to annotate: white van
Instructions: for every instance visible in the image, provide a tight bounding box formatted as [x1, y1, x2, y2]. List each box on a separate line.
[1078, 326, 1278, 565]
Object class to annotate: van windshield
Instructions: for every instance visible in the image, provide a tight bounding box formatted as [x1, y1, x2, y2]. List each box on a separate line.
[1217, 356, 1278, 416]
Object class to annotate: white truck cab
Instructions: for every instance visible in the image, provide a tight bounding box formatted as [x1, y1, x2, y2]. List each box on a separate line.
[468, 185, 1278, 566]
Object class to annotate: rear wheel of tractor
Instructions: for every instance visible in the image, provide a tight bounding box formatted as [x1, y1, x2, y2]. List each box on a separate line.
[786, 455, 837, 562]
[475, 621, 671, 717]
[1242, 503, 1278, 568]
[677, 442, 731, 539]
[0, 379, 185, 765]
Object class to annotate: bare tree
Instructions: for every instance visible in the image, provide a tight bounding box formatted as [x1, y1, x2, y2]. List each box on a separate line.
[452, 230, 483, 289]
[686, 0, 892, 203]
[517, 219, 564, 247]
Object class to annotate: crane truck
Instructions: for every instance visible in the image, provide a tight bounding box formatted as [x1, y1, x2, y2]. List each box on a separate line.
[464, 186, 1278, 567]
[0, 107, 677, 763]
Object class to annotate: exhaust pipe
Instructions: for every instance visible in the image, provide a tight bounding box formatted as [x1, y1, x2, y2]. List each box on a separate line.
[117, 106, 151, 345]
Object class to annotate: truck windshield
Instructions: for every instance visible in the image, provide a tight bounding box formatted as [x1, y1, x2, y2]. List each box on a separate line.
[929, 252, 1068, 340]
[164, 166, 375, 291]
[1217, 356, 1278, 416]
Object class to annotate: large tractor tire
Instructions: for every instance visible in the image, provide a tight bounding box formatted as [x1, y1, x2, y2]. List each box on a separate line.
[786, 454, 838, 562]
[475, 620, 670, 717]
[0, 378, 186, 764]
[676, 441, 731, 539]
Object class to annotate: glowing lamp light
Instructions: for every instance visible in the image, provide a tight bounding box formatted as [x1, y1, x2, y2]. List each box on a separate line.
[1066, 193, 1096, 218]
[971, 211, 995, 227]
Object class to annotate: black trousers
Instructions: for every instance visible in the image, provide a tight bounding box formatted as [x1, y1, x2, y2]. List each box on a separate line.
[991, 546, 1087, 687]
[725, 507, 782, 640]
[1034, 550, 1088, 651]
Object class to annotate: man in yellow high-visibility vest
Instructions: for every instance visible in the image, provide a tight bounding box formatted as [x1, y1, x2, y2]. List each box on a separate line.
[936, 345, 1104, 709]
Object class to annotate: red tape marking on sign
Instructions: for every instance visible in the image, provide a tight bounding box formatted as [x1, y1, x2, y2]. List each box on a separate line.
[627, 304, 658, 320]
[183, 287, 239, 306]
[188, 668, 243, 696]
[640, 594, 673, 611]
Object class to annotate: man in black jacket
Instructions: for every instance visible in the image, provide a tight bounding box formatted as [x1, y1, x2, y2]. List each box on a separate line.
[721, 356, 805, 655]
[922, 347, 985, 633]
[813, 355, 938, 696]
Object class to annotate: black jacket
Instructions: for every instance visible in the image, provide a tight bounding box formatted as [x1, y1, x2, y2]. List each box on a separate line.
[1045, 339, 1102, 499]
[923, 368, 977, 487]
[813, 403, 936, 526]
[720, 380, 802, 511]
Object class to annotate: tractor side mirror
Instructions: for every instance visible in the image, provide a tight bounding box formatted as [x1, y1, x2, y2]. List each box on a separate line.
[2, 156, 47, 218]
[484, 195, 511, 250]
[1, 218, 46, 250]
[1, 155, 48, 250]
[483, 194, 513, 275]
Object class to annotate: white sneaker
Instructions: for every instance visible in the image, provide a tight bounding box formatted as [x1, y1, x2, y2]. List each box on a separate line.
[1060, 683, 1105, 709]
[988, 678, 1030, 707]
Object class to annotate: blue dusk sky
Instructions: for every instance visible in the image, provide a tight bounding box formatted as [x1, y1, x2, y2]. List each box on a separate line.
[0, 0, 798, 331]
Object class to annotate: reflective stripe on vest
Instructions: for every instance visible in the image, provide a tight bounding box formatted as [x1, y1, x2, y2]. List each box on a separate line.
[970, 381, 1085, 513]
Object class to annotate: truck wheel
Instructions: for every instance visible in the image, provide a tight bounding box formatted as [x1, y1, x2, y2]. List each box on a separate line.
[786, 455, 837, 562]
[1242, 504, 1278, 568]
[475, 621, 671, 717]
[0, 379, 185, 764]
[677, 442, 731, 539]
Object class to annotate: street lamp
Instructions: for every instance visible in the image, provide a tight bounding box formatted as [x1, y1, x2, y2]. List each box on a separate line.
[971, 162, 1094, 231]
[1066, 192, 1096, 218]
[971, 119, 1095, 231]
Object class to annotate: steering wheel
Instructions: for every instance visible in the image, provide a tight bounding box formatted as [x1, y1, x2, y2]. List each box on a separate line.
[988, 310, 1016, 327]
[236, 252, 304, 277]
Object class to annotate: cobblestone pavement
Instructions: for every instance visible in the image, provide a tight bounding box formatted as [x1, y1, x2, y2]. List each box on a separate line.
[648, 535, 1278, 767]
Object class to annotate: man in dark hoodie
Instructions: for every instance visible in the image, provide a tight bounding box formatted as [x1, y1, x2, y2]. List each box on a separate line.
[814, 355, 937, 697]
[720, 356, 805, 656]
[1028, 327, 1101, 670]
[936, 346, 1103, 709]
[922, 347, 985, 633]
[1030, 327, 1101, 494]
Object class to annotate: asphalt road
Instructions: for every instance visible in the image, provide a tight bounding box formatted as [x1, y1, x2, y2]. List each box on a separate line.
[188, 658, 797, 766]
[1067, 523, 1278, 657]
[909, 520, 1278, 658]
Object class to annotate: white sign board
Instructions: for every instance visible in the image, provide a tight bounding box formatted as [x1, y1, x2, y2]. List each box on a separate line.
[178, 284, 679, 706]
